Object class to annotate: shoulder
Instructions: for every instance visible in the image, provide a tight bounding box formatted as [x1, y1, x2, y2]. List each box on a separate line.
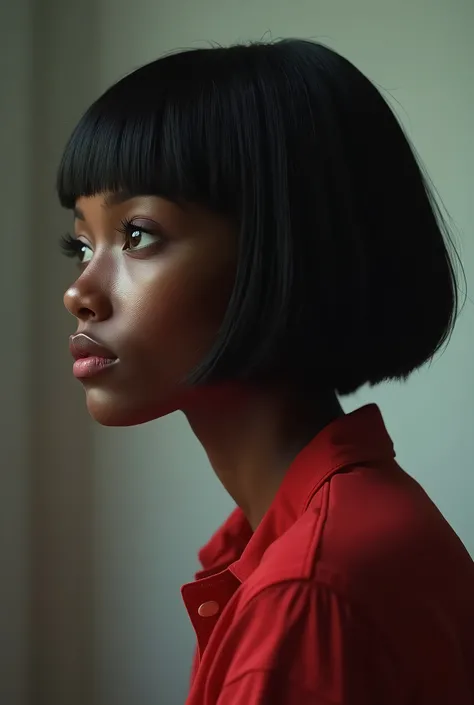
[244, 461, 433, 598]
[239, 457, 472, 635]
[211, 463, 474, 704]
[216, 468, 420, 704]
[217, 576, 403, 705]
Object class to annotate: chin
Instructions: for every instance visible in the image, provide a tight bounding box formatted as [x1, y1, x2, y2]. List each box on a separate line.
[84, 387, 182, 427]
[82, 380, 245, 426]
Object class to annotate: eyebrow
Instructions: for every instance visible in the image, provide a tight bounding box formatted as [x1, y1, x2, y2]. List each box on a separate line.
[73, 190, 134, 221]
[103, 189, 135, 208]
[73, 206, 85, 220]
[72, 190, 181, 221]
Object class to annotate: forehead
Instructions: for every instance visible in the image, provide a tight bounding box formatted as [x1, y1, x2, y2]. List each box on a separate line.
[73, 191, 135, 220]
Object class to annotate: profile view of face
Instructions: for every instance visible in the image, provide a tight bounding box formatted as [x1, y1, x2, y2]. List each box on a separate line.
[63, 193, 237, 426]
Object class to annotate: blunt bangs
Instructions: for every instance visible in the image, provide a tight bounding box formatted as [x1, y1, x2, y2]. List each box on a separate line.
[57, 40, 461, 396]
[57, 52, 240, 210]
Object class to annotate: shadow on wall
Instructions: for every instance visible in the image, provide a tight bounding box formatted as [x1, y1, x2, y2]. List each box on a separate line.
[29, 1, 101, 704]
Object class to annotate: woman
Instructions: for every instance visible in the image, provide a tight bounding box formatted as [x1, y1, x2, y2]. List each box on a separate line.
[58, 40, 474, 704]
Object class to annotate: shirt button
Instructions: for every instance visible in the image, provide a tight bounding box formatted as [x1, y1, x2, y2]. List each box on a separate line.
[198, 600, 220, 618]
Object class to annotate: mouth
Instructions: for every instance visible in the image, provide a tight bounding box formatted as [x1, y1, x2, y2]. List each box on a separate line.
[69, 333, 118, 380]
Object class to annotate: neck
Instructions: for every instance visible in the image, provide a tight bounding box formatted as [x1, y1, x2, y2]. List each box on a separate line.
[183, 383, 343, 530]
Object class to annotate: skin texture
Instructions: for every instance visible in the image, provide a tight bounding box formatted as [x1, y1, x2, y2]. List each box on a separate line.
[64, 193, 342, 528]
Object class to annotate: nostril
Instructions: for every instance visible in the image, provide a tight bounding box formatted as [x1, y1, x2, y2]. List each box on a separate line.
[78, 306, 95, 319]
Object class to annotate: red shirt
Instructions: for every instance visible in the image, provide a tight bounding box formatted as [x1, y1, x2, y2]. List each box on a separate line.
[182, 405, 474, 704]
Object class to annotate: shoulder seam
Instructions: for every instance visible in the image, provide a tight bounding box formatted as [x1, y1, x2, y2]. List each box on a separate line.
[304, 480, 331, 575]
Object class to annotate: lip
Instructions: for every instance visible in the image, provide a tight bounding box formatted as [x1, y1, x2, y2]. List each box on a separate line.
[69, 333, 118, 379]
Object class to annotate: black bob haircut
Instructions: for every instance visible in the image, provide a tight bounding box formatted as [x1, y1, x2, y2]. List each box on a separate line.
[57, 39, 460, 396]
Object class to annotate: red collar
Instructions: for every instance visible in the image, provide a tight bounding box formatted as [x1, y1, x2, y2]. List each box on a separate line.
[196, 404, 395, 583]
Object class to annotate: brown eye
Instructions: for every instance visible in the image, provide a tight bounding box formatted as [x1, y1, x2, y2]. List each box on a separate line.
[131, 230, 142, 247]
[122, 225, 162, 252]
[118, 218, 164, 253]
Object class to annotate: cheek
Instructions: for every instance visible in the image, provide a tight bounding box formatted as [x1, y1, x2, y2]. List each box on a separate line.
[129, 259, 235, 371]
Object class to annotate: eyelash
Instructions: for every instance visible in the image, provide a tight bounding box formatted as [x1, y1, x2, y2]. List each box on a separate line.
[60, 232, 86, 259]
[117, 217, 143, 243]
[60, 218, 160, 261]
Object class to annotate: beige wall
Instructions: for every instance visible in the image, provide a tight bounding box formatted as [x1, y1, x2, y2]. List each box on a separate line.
[0, 2, 32, 703]
[28, 3, 101, 703]
[1, 1, 473, 703]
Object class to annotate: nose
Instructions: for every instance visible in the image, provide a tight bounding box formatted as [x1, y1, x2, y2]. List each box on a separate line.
[64, 277, 113, 322]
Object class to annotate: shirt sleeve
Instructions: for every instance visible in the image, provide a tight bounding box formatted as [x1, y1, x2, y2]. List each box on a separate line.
[214, 579, 401, 705]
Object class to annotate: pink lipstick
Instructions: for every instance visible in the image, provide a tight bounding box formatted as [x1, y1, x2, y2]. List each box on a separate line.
[69, 333, 118, 379]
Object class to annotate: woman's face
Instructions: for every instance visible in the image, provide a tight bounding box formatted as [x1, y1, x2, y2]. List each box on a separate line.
[63, 193, 237, 425]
